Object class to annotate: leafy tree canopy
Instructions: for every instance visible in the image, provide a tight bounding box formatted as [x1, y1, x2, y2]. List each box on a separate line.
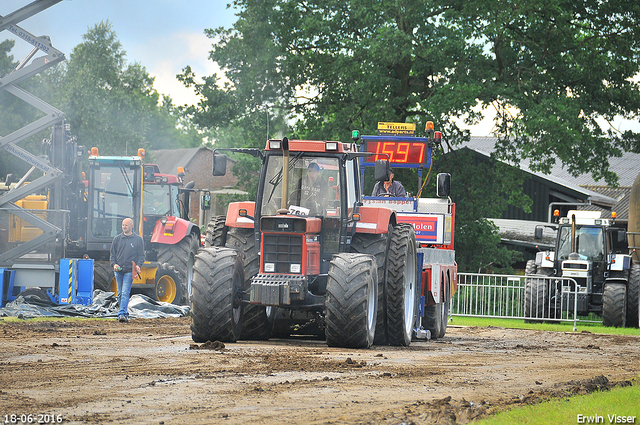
[1, 21, 202, 180]
[187, 0, 640, 187]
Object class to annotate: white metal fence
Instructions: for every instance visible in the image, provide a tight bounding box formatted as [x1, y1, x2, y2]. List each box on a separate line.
[450, 273, 598, 331]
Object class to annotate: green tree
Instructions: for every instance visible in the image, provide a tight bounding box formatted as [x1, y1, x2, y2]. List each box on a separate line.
[50, 21, 198, 154]
[190, 0, 640, 183]
[2, 22, 203, 182]
[435, 149, 525, 272]
[179, 66, 290, 196]
[184, 0, 640, 270]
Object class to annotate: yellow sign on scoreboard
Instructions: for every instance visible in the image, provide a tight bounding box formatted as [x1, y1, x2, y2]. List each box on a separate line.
[377, 122, 416, 136]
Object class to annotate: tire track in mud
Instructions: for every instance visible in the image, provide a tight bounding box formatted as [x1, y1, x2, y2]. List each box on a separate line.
[1, 318, 640, 424]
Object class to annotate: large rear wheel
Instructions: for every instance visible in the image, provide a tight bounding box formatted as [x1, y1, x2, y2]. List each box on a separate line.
[93, 261, 115, 292]
[386, 223, 419, 346]
[157, 233, 199, 304]
[325, 253, 377, 349]
[190, 247, 245, 343]
[350, 229, 390, 345]
[603, 282, 626, 327]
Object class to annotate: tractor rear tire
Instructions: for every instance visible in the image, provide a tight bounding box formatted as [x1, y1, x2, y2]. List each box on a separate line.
[205, 215, 228, 247]
[153, 263, 182, 304]
[94, 261, 115, 292]
[385, 223, 419, 346]
[603, 283, 626, 327]
[190, 247, 245, 343]
[157, 233, 199, 304]
[224, 227, 273, 340]
[325, 253, 377, 348]
[350, 229, 391, 345]
[626, 264, 640, 328]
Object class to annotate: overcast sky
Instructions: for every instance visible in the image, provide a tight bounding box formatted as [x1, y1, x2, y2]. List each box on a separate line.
[2, 1, 637, 136]
[1, 0, 237, 106]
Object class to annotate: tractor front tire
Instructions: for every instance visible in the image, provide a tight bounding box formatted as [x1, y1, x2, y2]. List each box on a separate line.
[94, 261, 115, 292]
[385, 223, 419, 346]
[153, 263, 182, 304]
[524, 260, 552, 322]
[205, 215, 228, 247]
[157, 233, 199, 304]
[224, 227, 273, 340]
[603, 283, 627, 328]
[524, 276, 550, 322]
[18, 287, 52, 304]
[325, 253, 377, 349]
[190, 247, 245, 343]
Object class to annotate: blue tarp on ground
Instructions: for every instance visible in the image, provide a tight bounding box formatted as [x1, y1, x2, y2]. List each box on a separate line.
[0, 290, 189, 319]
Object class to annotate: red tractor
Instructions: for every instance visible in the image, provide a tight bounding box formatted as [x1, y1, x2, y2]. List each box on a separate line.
[193, 122, 456, 347]
[140, 163, 200, 303]
[91, 155, 200, 305]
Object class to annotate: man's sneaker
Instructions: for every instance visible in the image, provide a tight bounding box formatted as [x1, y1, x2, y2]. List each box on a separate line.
[118, 315, 128, 323]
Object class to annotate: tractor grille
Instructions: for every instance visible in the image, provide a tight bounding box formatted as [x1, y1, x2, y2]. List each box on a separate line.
[263, 233, 303, 273]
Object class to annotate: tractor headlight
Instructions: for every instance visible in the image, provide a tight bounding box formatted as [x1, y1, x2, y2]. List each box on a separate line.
[269, 140, 282, 150]
[325, 142, 338, 151]
[290, 264, 301, 273]
[264, 263, 275, 272]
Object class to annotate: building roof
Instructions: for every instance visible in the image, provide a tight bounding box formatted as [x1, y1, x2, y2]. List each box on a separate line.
[463, 136, 640, 187]
[462, 136, 637, 254]
[488, 218, 557, 250]
[459, 143, 619, 209]
[146, 147, 207, 174]
[578, 185, 631, 223]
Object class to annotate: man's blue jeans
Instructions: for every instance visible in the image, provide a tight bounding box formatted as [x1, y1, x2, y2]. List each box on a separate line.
[114, 271, 133, 318]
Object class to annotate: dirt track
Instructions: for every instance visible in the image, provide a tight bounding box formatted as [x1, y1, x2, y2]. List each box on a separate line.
[1, 317, 639, 424]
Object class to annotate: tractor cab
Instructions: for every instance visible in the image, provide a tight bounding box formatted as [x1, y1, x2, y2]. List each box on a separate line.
[85, 152, 143, 257]
[252, 139, 363, 278]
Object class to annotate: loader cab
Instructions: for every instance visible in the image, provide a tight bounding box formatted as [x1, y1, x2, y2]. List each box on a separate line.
[86, 155, 143, 256]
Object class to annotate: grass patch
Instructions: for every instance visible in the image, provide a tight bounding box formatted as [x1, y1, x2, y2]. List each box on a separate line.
[449, 316, 640, 336]
[476, 380, 640, 425]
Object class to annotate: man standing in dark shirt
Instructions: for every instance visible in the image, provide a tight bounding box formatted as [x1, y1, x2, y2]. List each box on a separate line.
[110, 217, 145, 323]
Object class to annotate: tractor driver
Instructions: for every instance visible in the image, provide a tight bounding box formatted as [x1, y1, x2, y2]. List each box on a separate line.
[297, 162, 329, 215]
[372, 169, 406, 197]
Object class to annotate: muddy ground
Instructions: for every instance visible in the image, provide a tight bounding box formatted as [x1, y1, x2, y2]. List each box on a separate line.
[1, 317, 639, 424]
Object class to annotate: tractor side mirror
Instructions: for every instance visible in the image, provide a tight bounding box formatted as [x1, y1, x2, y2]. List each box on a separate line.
[374, 160, 391, 182]
[534, 226, 543, 240]
[184, 181, 195, 190]
[212, 154, 227, 176]
[201, 191, 211, 211]
[436, 173, 451, 197]
[617, 230, 627, 244]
